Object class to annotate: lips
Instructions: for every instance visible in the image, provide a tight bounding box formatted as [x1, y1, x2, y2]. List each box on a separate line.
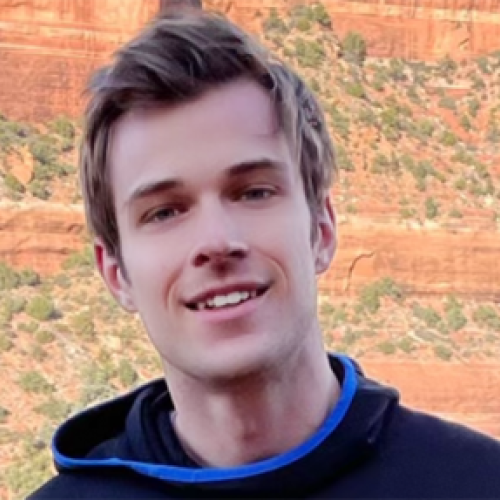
[184, 282, 270, 311]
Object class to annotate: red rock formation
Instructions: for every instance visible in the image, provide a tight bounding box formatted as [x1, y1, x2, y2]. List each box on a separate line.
[207, 0, 500, 60]
[319, 217, 500, 300]
[0, 0, 159, 122]
[0, 203, 86, 273]
[2, 1, 500, 120]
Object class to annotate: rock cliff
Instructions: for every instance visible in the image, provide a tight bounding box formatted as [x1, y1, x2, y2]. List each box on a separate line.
[2, 1, 500, 120]
[0, 202, 85, 273]
[0, 0, 158, 121]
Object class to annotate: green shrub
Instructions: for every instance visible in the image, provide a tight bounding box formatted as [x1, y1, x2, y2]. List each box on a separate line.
[53, 274, 72, 289]
[358, 278, 403, 314]
[118, 359, 138, 387]
[444, 295, 467, 331]
[19, 268, 40, 286]
[79, 361, 117, 405]
[34, 397, 72, 421]
[4, 172, 25, 193]
[413, 304, 442, 328]
[371, 153, 390, 174]
[377, 341, 396, 355]
[438, 96, 457, 111]
[0, 304, 12, 328]
[473, 305, 500, 331]
[388, 58, 407, 81]
[436, 55, 458, 78]
[18, 370, 54, 394]
[31, 344, 48, 362]
[49, 116, 75, 140]
[449, 208, 463, 218]
[434, 344, 453, 361]
[398, 337, 416, 354]
[329, 106, 350, 138]
[26, 295, 56, 321]
[295, 17, 311, 32]
[4, 446, 53, 498]
[418, 119, 435, 138]
[468, 98, 480, 117]
[0, 332, 13, 352]
[345, 81, 366, 98]
[336, 145, 355, 172]
[459, 114, 472, 131]
[29, 135, 57, 165]
[454, 177, 467, 191]
[263, 8, 287, 34]
[70, 311, 96, 340]
[341, 31, 367, 65]
[425, 197, 439, 219]
[471, 73, 486, 90]
[320, 303, 348, 329]
[311, 3, 331, 27]
[62, 245, 94, 270]
[475, 56, 490, 74]
[294, 38, 325, 69]
[28, 180, 51, 200]
[35, 329, 55, 345]
[19, 320, 39, 334]
[0, 261, 20, 290]
[0, 405, 10, 423]
[440, 130, 458, 147]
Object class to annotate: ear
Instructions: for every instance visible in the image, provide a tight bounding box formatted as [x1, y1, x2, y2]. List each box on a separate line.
[313, 196, 337, 275]
[94, 238, 137, 313]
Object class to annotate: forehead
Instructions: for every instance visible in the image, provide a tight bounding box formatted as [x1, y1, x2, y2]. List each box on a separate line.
[108, 79, 291, 199]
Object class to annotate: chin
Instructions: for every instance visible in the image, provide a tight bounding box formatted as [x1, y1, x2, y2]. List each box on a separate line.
[197, 340, 278, 385]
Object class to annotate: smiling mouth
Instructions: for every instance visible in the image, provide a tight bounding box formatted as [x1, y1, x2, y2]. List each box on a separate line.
[186, 285, 269, 311]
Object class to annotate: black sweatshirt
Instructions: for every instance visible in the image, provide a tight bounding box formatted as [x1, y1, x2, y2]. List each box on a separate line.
[29, 354, 500, 499]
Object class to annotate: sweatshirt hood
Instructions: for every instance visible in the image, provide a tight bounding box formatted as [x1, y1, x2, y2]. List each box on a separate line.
[52, 354, 399, 497]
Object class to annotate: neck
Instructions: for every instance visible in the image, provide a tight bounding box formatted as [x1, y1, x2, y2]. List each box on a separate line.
[165, 342, 340, 468]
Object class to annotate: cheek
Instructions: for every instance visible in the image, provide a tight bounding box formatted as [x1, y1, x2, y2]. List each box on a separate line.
[121, 235, 185, 305]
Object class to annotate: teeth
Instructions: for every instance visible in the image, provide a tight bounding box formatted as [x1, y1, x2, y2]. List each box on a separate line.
[196, 290, 255, 310]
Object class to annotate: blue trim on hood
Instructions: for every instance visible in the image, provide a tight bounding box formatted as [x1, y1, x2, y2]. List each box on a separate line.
[52, 354, 357, 484]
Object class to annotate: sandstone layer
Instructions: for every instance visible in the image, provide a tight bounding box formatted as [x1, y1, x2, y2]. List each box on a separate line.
[0, 203, 86, 273]
[0, 0, 158, 121]
[2, 1, 500, 120]
[321, 217, 500, 300]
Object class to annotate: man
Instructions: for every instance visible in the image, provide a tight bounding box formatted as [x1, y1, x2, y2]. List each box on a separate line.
[30, 9, 500, 499]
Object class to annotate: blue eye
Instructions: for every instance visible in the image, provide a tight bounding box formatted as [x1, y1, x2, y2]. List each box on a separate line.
[145, 206, 183, 223]
[241, 187, 274, 201]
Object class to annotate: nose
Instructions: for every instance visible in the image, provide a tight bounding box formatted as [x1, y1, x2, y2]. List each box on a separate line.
[189, 201, 249, 268]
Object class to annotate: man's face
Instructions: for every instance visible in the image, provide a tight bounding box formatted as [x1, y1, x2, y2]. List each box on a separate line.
[97, 78, 336, 381]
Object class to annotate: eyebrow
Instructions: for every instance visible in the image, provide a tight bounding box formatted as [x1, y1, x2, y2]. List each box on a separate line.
[124, 158, 285, 209]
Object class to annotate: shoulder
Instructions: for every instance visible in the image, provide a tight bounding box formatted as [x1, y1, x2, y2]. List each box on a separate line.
[26, 468, 170, 500]
[27, 473, 87, 500]
[393, 404, 500, 453]
[26, 472, 141, 500]
[382, 404, 500, 479]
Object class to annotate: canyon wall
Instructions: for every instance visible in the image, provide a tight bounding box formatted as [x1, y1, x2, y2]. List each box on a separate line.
[0, 0, 158, 122]
[2, 1, 500, 120]
[209, 0, 500, 60]
[0, 203, 85, 273]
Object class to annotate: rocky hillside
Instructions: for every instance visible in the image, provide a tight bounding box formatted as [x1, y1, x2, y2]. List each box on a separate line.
[2, 1, 500, 120]
[1, 3, 500, 500]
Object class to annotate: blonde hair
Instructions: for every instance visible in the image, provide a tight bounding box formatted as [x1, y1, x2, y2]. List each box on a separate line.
[80, 10, 337, 257]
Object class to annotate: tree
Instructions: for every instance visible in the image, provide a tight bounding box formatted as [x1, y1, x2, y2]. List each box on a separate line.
[341, 32, 367, 66]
